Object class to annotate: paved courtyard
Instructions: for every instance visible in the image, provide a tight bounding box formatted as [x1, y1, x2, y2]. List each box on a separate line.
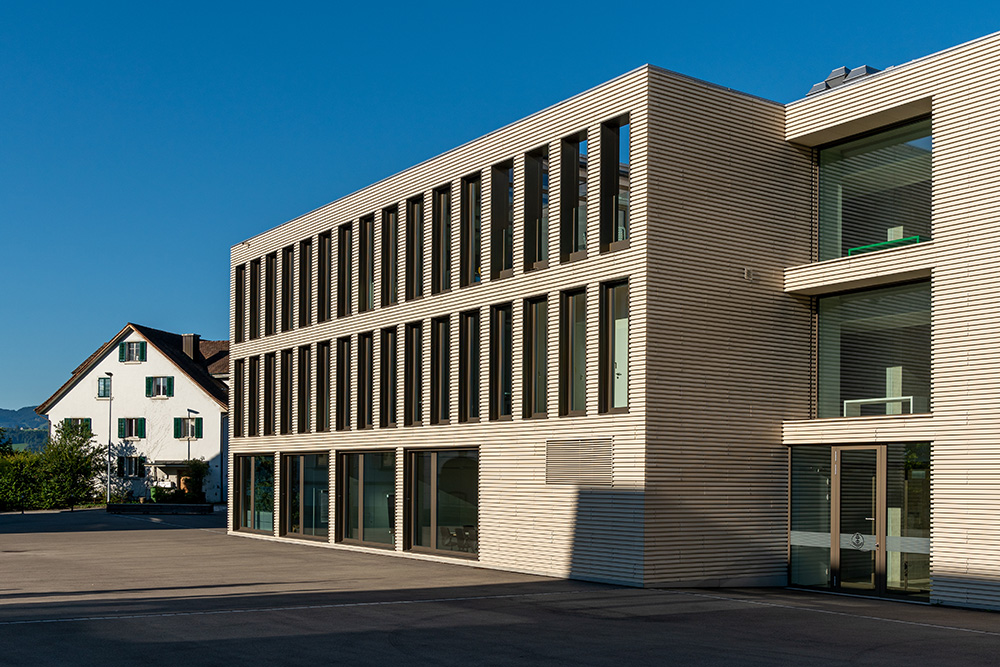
[2, 509, 999, 665]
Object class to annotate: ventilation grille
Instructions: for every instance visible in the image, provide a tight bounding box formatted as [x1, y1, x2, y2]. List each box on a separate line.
[545, 438, 613, 486]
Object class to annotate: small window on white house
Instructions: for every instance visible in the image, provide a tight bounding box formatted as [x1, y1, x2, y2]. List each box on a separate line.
[118, 417, 146, 439]
[145, 376, 174, 398]
[174, 417, 203, 439]
[97, 377, 111, 398]
[119, 341, 147, 362]
[117, 456, 146, 478]
[63, 418, 92, 431]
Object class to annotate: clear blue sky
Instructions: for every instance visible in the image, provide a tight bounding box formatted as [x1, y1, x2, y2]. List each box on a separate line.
[0, 1, 995, 409]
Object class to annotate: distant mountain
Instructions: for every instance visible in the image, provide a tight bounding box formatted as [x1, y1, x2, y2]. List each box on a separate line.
[0, 407, 48, 430]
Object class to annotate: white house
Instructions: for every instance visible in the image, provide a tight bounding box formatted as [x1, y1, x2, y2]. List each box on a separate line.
[36, 323, 229, 503]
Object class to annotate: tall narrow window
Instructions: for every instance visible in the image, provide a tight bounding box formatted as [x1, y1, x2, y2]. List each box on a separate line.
[249, 356, 260, 436]
[460, 174, 482, 287]
[299, 238, 313, 328]
[234, 358, 245, 437]
[318, 231, 332, 322]
[560, 133, 588, 262]
[264, 352, 276, 435]
[235, 264, 246, 343]
[316, 341, 330, 432]
[359, 215, 374, 313]
[297, 345, 311, 433]
[432, 185, 451, 294]
[410, 449, 478, 554]
[337, 223, 352, 318]
[600, 118, 629, 252]
[381, 206, 399, 307]
[358, 332, 374, 430]
[525, 149, 549, 271]
[264, 252, 277, 336]
[490, 303, 513, 420]
[406, 196, 424, 301]
[560, 289, 586, 415]
[600, 281, 628, 412]
[280, 348, 292, 434]
[404, 321, 423, 426]
[431, 316, 450, 425]
[341, 451, 395, 546]
[490, 162, 514, 280]
[249, 259, 261, 340]
[336, 336, 351, 431]
[235, 455, 274, 533]
[380, 327, 398, 428]
[459, 310, 480, 423]
[524, 296, 548, 418]
[282, 453, 329, 539]
[281, 246, 293, 332]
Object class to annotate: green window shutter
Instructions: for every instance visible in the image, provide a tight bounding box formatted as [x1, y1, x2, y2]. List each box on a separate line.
[84, 418, 92, 432]
[174, 417, 182, 438]
[145, 377, 153, 397]
[195, 417, 203, 439]
[139, 341, 147, 361]
[137, 418, 146, 439]
[63, 418, 70, 428]
[116, 456, 124, 477]
[118, 418, 126, 438]
[119, 343, 126, 362]
[138, 457, 146, 478]
[166, 376, 174, 397]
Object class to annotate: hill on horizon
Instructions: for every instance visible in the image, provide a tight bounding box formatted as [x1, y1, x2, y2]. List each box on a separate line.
[0, 406, 48, 430]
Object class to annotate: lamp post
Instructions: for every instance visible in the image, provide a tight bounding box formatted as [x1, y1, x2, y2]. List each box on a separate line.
[105, 372, 113, 504]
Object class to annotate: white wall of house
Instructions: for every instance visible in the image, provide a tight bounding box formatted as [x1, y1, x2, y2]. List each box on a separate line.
[44, 330, 228, 502]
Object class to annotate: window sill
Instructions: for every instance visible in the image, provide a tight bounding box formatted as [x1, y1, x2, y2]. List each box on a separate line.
[431, 419, 451, 426]
[559, 410, 587, 418]
[176, 437, 201, 441]
[149, 396, 171, 400]
[524, 412, 548, 420]
[562, 250, 588, 264]
[380, 422, 398, 429]
[458, 416, 481, 424]
[603, 238, 630, 253]
[96, 396, 111, 401]
[525, 260, 549, 273]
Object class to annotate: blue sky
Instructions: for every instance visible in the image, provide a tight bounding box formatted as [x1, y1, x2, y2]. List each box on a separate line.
[0, 1, 996, 409]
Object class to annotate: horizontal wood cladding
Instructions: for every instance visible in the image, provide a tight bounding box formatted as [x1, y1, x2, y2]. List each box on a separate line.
[643, 68, 812, 586]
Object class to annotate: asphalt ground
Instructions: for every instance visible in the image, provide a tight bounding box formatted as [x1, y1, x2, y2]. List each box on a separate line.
[2, 509, 999, 666]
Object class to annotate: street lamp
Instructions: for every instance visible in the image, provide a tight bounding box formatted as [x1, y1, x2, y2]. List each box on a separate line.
[105, 372, 113, 504]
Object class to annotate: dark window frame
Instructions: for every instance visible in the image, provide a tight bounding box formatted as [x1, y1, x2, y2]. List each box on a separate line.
[599, 280, 629, 414]
[404, 321, 423, 426]
[358, 331, 374, 430]
[235, 263, 246, 343]
[281, 245, 293, 332]
[336, 336, 351, 431]
[524, 148, 549, 272]
[297, 345, 311, 433]
[460, 173, 482, 287]
[318, 231, 332, 323]
[490, 161, 515, 280]
[405, 196, 424, 301]
[380, 327, 398, 428]
[430, 315, 451, 425]
[431, 185, 452, 295]
[249, 258, 261, 339]
[279, 348, 292, 435]
[234, 358, 245, 438]
[458, 310, 481, 424]
[280, 452, 330, 540]
[600, 117, 630, 253]
[263, 352, 276, 435]
[560, 132, 588, 263]
[560, 288, 587, 416]
[316, 341, 330, 432]
[338, 450, 397, 548]
[298, 238, 313, 328]
[523, 295, 548, 419]
[337, 223, 353, 318]
[489, 303, 513, 421]
[234, 454, 275, 534]
[381, 205, 399, 307]
[265, 252, 277, 336]
[248, 356, 260, 437]
[359, 214, 375, 313]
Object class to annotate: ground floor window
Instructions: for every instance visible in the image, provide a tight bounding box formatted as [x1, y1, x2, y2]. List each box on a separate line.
[236, 454, 275, 533]
[409, 449, 478, 555]
[339, 451, 396, 546]
[281, 453, 329, 539]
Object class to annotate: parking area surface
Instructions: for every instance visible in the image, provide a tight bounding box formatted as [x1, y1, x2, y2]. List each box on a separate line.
[2, 509, 999, 666]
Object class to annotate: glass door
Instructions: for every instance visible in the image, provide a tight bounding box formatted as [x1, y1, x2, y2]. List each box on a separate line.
[834, 447, 882, 592]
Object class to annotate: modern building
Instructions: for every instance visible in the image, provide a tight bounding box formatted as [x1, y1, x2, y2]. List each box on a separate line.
[37, 323, 230, 502]
[228, 32, 1000, 610]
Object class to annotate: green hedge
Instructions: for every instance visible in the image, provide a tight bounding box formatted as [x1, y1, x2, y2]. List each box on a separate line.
[0, 422, 102, 511]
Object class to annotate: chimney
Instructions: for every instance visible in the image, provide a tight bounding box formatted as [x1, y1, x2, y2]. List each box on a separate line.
[182, 333, 200, 360]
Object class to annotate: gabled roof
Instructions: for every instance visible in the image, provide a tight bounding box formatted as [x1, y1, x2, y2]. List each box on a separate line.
[36, 323, 229, 415]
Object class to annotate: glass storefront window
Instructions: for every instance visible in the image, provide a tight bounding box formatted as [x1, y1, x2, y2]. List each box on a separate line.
[411, 449, 478, 555]
[283, 453, 329, 539]
[818, 282, 930, 419]
[341, 451, 396, 546]
[886, 442, 931, 598]
[790, 447, 832, 589]
[236, 454, 274, 533]
[819, 118, 932, 261]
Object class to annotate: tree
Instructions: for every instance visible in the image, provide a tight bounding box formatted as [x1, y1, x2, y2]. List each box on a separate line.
[0, 426, 13, 457]
[0, 451, 44, 511]
[41, 421, 102, 510]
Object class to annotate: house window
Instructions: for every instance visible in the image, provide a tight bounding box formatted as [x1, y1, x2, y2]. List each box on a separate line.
[64, 417, 92, 431]
[316, 341, 330, 432]
[524, 148, 549, 271]
[359, 214, 375, 313]
[117, 417, 146, 439]
[234, 359, 245, 438]
[819, 117, 932, 260]
[281, 245, 293, 332]
[145, 376, 174, 398]
[340, 451, 395, 546]
[600, 118, 630, 252]
[337, 223, 353, 317]
[600, 280, 628, 412]
[432, 185, 452, 294]
[560, 133, 588, 262]
[118, 341, 147, 363]
[430, 315, 450, 425]
[236, 454, 274, 533]
[560, 289, 587, 415]
[490, 303, 513, 420]
[404, 321, 423, 426]
[491, 162, 514, 280]
[265, 251, 277, 336]
[235, 263, 246, 342]
[818, 281, 930, 418]
[97, 376, 111, 398]
[297, 345, 311, 434]
[358, 332, 374, 430]
[458, 310, 480, 423]
[409, 449, 478, 555]
[282, 453, 329, 539]
[524, 296, 548, 418]
[318, 231, 332, 323]
[299, 238, 313, 328]
[406, 196, 424, 301]
[249, 258, 261, 339]
[336, 336, 351, 431]
[173, 417, 203, 439]
[280, 348, 292, 435]
[380, 327, 398, 428]
[263, 352, 276, 435]
[460, 174, 482, 287]
[248, 356, 260, 437]
[117, 456, 146, 478]
[381, 206, 399, 307]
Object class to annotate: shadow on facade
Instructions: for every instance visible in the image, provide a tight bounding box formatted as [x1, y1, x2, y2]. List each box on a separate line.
[568, 487, 644, 586]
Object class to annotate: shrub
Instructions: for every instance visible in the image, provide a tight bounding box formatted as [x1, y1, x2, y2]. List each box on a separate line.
[40, 422, 102, 510]
[0, 451, 44, 511]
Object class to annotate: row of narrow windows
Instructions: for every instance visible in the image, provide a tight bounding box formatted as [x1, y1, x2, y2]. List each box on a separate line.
[232, 279, 628, 437]
[234, 118, 630, 343]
